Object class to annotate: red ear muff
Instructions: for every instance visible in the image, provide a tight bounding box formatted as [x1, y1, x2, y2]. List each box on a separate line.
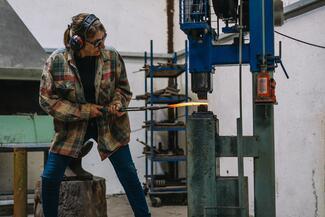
[69, 35, 84, 50]
[68, 14, 99, 51]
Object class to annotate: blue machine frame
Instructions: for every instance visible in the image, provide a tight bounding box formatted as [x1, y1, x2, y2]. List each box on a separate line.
[180, 0, 276, 73]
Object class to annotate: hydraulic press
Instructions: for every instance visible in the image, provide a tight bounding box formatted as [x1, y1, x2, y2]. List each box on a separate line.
[179, 0, 284, 216]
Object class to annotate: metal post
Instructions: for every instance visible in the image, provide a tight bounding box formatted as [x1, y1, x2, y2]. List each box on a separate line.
[187, 112, 217, 217]
[144, 51, 148, 185]
[251, 0, 276, 215]
[150, 40, 155, 190]
[185, 40, 189, 118]
[13, 148, 27, 217]
[253, 74, 276, 217]
[237, 0, 246, 215]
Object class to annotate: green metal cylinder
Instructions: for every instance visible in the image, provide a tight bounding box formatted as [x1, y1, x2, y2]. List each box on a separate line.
[13, 148, 27, 217]
[187, 112, 217, 217]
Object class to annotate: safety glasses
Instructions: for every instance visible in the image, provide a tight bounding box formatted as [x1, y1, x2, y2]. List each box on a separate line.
[86, 32, 107, 48]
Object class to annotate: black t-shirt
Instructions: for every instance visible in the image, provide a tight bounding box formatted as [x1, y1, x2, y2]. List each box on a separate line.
[75, 55, 98, 141]
[75, 55, 96, 103]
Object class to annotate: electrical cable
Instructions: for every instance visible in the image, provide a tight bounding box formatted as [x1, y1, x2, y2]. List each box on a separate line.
[275, 30, 325, 49]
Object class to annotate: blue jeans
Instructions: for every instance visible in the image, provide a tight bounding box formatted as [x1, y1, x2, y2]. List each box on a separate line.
[42, 145, 151, 217]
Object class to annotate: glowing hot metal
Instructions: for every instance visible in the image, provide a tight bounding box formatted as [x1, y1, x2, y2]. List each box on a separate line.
[167, 102, 208, 108]
[121, 102, 208, 112]
[100, 102, 208, 113]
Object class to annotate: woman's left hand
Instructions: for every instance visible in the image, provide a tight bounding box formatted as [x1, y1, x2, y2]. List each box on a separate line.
[109, 102, 125, 117]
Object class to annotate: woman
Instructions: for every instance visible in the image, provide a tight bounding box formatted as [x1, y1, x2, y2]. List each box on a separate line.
[39, 13, 150, 217]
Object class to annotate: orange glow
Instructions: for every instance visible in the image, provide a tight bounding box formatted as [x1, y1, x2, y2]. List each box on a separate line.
[168, 102, 208, 108]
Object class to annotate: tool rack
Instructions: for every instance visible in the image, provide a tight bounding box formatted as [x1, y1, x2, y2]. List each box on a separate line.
[138, 41, 189, 206]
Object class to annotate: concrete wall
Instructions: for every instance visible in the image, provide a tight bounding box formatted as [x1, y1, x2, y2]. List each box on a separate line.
[1, 1, 324, 217]
[274, 7, 325, 217]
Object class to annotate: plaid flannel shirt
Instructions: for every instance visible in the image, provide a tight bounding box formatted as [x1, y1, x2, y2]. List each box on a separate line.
[39, 47, 132, 160]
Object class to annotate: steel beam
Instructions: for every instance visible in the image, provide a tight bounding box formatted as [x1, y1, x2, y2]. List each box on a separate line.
[187, 112, 217, 217]
[253, 75, 276, 217]
[284, 0, 325, 20]
[216, 136, 259, 157]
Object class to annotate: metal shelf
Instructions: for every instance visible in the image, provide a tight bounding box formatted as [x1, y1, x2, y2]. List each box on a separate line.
[145, 64, 185, 78]
[150, 185, 187, 193]
[147, 126, 186, 132]
[142, 40, 189, 205]
[148, 155, 186, 162]
[143, 120, 186, 131]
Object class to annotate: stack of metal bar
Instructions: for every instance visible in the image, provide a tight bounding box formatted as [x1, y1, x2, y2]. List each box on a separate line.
[136, 86, 186, 100]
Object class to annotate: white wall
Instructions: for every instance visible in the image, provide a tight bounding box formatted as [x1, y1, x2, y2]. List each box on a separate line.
[7, 0, 167, 53]
[274, 7, 325, 217]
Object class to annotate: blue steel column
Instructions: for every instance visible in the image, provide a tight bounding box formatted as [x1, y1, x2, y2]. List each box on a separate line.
[187, 112, 217, 217]
[249, 0, 275, 72]
[185, 40, 189, 118]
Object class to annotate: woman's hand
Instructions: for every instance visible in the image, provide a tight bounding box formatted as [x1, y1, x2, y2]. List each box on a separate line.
[109, 102, 125, 117]
[90, 104, 103, 118]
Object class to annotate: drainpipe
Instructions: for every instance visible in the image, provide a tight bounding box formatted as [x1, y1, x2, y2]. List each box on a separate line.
[166, 0, 177, 180]
[167, 0, 174, 54]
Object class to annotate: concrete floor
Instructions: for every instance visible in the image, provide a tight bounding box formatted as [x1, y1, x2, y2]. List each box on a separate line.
[22, 194, 186, 217]
[107, 194, 187, 217]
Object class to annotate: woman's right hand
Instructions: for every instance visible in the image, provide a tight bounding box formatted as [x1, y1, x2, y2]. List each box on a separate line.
[89, 104, 103, 118]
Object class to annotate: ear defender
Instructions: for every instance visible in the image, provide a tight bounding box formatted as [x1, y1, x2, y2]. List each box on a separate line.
[69, 35, 84, 50]
[68, 14, 99, 50]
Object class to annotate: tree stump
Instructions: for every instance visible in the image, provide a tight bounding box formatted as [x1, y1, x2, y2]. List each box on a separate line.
[34, 176, 107, 217]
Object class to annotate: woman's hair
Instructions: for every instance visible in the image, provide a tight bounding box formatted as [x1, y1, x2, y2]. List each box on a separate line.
[63, 13, 106, 49]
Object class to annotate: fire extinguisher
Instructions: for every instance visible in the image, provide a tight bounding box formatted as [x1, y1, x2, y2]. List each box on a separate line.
[255, 71, 277, 104]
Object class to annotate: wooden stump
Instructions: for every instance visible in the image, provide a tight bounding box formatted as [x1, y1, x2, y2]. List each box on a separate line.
[34, 176, 107, 217]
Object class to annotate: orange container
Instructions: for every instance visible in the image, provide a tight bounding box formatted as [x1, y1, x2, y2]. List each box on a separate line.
[257, 71, 271, 97]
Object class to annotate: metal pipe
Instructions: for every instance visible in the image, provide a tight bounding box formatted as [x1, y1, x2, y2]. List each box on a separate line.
[149, 40, 154, 191]
[13, 148, 27, 217]
[237, 0, 245, 216]
[122, 106, 169, 111]
[100, 102, 208, 113]
[144, 51, 149, 186]
[167, 0, 174, 54]
[167, 1, 176, 180]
